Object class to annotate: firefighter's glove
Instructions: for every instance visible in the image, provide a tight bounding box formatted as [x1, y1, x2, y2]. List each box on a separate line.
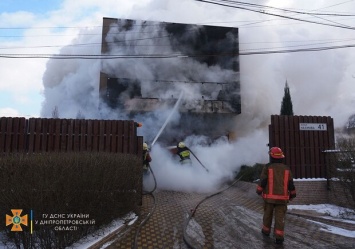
[289, 190, 296, 200]
[256, 186, 263, 196]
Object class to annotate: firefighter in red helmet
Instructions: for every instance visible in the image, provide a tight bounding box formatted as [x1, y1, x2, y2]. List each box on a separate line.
[256, 147, 297, 244]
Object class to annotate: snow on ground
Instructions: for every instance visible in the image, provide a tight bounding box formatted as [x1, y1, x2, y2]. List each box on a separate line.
[68, 213, 137, 249]
[0, 213, 137, 249]
[288, 204, 355, 221]
[1, 205, 354, 248]
[288, 204, 355, 238]
[75, 204, 355, 247]
[308, 219, 355, 238]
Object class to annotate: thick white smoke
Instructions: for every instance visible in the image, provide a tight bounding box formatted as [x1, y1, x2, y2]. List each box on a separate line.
[40, 0, 355, 193]
[41, 28, 103, 119]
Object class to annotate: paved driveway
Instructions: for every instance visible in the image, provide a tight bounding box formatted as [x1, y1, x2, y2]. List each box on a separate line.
[103, 181, 355, 249]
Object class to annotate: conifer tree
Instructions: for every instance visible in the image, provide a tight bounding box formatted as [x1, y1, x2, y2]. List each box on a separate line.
[280, 81, 294, 115]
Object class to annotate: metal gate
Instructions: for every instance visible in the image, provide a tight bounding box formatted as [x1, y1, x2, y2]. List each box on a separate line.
[269, 115, 335, 178]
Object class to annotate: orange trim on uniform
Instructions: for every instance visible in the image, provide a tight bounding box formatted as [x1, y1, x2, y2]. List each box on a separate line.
[275, 229, 284, 237]
[262, 168, 290, 200]
[262, 194, 289, 200]
[262, 225, 270, 233]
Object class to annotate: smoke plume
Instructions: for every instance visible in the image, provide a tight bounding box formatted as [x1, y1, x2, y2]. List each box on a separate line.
[40, 0, 355, 193]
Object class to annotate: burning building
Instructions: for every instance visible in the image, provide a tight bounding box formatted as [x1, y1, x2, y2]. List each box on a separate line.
[99, 17, 240, 144]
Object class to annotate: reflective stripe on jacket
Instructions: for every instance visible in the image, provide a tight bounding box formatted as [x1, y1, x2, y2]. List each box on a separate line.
[178, 147, 191, 161]
[262, 168, 290, 201]
[258, 163, 295, 204]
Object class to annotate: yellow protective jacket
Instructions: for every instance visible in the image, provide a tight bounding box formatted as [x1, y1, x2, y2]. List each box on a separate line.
[256, 163, 296, 204]
[177, 147, 191, 161]
[143, 150, 152, 168]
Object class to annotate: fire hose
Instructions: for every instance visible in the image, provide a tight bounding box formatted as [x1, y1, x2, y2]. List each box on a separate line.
[183, 174, 245, 249]
[132, 165, 157, 249]
[189, 149, 209, 172]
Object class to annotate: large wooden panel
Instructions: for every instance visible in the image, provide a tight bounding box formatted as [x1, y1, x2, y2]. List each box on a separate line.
[269, 115, 335, 178]
[0, 117, 142, 158]
[0, 117, 26, 152]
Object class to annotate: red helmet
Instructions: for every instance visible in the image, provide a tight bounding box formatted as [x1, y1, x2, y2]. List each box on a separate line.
[269, 147, 285, 159]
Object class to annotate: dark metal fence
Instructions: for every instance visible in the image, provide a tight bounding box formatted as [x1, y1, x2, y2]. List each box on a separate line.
[0, 117, 143, 155]
[269, 115, 335, 178]
[323, 150, 355, 207]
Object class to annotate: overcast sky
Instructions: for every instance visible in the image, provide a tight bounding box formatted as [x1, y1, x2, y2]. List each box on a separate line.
[1, 2, 354, 246]
[0, 0, 355, 128]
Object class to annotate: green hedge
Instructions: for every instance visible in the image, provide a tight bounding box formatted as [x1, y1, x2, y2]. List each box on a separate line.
[236, 163, 264, 182]
[0, 152, 142, 248]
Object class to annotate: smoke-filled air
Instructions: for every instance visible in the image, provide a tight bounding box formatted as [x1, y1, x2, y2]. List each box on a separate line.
[40, 0, 355, 193]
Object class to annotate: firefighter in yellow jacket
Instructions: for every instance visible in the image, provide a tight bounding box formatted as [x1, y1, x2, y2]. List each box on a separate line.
[143, 142, 152, 175]
[176, 142, 192, 165]
[256, 147, 296, 245]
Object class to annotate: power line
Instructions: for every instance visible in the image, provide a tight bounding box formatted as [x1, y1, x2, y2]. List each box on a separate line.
[0, 42, 354, 59]
[240, 43, 355, 55]
[317, 0, 355, 10]
[200, 0, 355, 16]
[2, 2, 355, 32]
[1, 2, 355, 53]
[0, 26, 102, 30]
[194, 0, 355, 30]
[2, 15, 355, 40]
[234, 0, 355, 29]
[1, 20, 355, 51]
[2, 36, 355, 51]
[1, 3, 355, 32]
[1, 9, 354, 49]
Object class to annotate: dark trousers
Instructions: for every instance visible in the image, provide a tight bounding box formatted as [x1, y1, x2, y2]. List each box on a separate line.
[262, 202, 287, 239]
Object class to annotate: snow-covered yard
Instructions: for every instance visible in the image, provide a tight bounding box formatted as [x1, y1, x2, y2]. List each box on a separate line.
[1, 202, 354, 249]
[75, 204, 355, 249]
[73, 204, 355, 248]
[288, 204, 355, 238]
